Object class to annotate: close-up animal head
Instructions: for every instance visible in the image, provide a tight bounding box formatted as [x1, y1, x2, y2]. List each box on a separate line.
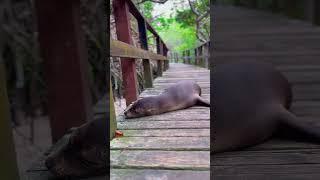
[45, 118, 107, 178]
[124, 97, 158, 118]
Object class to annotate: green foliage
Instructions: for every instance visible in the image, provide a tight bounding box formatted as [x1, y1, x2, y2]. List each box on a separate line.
[175, 9, 196, 28]
[141, 2, 154, 20]
[153, 20, 197, 51]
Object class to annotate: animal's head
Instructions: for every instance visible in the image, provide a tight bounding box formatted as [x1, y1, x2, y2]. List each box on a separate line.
[45, 118, 107, 178]
[124, 97, 158, 118]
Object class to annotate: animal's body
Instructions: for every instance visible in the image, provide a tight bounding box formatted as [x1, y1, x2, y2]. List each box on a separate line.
[213, 61, 320, 153]
[45, 117, 107, 178]
[124, 80, 210, 118]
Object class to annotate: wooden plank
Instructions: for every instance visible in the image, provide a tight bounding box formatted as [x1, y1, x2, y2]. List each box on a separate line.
[111, 150, 210, 170]
[117, 120, 210, 130]
[110, 40, 167, 60]
[111, 136, 209, 150]
[113, 0, 138, 106]
[110, 82, 117, 140]
[110, 169, 210, 180]
[119, 129, 210, 137]
[213, 164, 320, 175]
[213, 174, 320, 180]
[34, 0, 92, 142]
[213, 149, 320, 166]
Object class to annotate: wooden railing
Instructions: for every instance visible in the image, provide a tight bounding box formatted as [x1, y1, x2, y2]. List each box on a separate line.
[175, 41, 210, 69]
[223, 0, 320, 25]
[110, 0, 169, 139]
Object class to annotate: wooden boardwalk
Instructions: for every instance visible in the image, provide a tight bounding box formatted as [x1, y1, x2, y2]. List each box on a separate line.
[110, 63, 210, 180]
[213, 5, 320, 179]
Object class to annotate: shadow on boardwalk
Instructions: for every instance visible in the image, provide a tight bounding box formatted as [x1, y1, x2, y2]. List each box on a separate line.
[213, 5, 320, 179]
[110, 63, 210, 180]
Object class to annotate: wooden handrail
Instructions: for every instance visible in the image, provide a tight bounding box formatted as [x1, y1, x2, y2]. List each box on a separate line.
[175, 41, 210, 69]
[110, 40, 168, 60]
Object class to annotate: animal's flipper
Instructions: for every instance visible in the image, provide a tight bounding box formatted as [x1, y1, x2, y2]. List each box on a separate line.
[278, 107, 320, 143]
[195, 95, 210, 107]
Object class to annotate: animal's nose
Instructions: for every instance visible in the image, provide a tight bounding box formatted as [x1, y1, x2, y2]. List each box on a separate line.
[45, 157, 54, 169]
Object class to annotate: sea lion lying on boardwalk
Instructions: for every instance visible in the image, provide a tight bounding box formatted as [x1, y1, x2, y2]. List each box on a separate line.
[213, 61, 320, 153]
[124, 80, 210, 118]
[45, 117, 107, 178]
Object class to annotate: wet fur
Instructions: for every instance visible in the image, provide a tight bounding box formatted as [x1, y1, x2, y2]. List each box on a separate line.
[213, 61, 320, 153]
[45, 117, 107, 178]
[124, 80, 210, 118]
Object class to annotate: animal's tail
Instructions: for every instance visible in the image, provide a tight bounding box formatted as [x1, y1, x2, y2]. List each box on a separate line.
[278, 106, 320, 143]
[195, 95, 210, 107]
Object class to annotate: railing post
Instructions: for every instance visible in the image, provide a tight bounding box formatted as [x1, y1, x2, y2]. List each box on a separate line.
[34, 0, 93, 142]
[204, 42, 209, 69]
[198, 45, 203, 67]
[187, 50, 190, 64]
[109, 81, 116, 140]
[0, 62, 20, 180]
[163, 46, 169, 70]
[182, 51, 186, 64]
[113, 0, 138, 106]
[138, 18, 153, 88]
[156, 37, 163, 76]
[194, 48, 198, 65]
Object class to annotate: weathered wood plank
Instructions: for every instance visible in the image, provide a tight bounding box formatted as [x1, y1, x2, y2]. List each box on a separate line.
[213, 149, 320, 166]
[213, 164, 320, 175]
[213, 174, 320, 180]
[110, 169, 209, 180]
[111, 150, 210, 170]
[119, 129, 210, 137]
[110, 39, 167, 60]
[117, 120, 210, 130]
[111, 137, 209, 150]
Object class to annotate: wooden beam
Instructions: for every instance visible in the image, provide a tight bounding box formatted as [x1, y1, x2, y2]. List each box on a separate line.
[110, 40, 167, 60]
[34, 0, 93, 142]
[110, 81, 116, 140]
[113, 0, 138, 106]
[0, 61, 20, 180]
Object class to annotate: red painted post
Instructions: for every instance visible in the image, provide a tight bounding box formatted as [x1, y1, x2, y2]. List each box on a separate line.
[34, 0, 93, 142]
[113, 0, 138, 106]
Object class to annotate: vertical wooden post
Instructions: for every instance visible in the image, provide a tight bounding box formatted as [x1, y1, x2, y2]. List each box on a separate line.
[198, 46, 203, 67]
[109, 81, 116, 140]
[156, 37, 163, 76]
[113, 0, 138, 106]
[34, 0, 93, 142]
[0, 62, 20, 180]
[138, 19, 153, 88]
[163, 46, 169, 70]
[194, 48, 198, 65]
[204, 43, 209, 69]
[187, 50, 191, 64]
[182, 51, 186, 64]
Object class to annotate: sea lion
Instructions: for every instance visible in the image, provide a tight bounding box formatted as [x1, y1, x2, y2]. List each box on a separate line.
[213, 61, 320, 153]
[124, 80, 210, 118]
[45, 117, 107, 178]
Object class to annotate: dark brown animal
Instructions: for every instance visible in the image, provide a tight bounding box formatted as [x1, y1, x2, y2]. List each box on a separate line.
[124, 80, 210, 119]
[45, 117, 107, 178]
[213, 61, 320, 153]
